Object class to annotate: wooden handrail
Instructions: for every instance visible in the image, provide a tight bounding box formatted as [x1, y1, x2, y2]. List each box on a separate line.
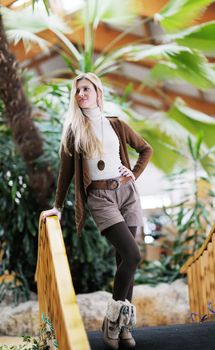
[180, 224, 215, 321]
[35, 215, 91, 350]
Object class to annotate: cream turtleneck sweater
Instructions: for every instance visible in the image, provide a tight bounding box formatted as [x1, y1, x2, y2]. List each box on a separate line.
[82, 107, 122, 180]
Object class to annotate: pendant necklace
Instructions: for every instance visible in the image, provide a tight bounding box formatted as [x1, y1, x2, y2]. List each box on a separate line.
[97, 115, 105, 171]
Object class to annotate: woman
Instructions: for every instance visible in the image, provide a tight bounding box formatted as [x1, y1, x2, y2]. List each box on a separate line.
[42, 72, 153, 349]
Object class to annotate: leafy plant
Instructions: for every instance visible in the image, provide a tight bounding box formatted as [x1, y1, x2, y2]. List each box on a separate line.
[135, 132, 215, 285]
[0, 313, 58, 350]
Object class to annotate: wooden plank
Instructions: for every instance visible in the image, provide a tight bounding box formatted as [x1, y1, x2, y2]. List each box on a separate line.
[187, 267, 195, 315]
[203, 251, 211, 314]
[200, 254, 208, 315]
[196, 259, 204, 318]
[191, 262, 200, 318]
[35, 215, 91, 350]
[181, 224, 215, 273]
[1, 0, 16, 6]
[208, 242, 215, 314]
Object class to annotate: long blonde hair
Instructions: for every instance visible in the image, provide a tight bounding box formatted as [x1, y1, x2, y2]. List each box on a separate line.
[61, 72, 104, 157]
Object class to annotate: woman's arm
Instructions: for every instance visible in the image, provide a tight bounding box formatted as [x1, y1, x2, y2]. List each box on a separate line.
[41, 145, 75, 222]
[54, 144, 75, 211]
[121, 120, 153, 180]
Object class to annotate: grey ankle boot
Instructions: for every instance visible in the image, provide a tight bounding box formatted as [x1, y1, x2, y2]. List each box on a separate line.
[102, 299, 125, 350]
[119, 300, 136, 348]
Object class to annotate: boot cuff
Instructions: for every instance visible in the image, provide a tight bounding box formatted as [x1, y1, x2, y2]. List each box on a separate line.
[106, 299, 124, 322]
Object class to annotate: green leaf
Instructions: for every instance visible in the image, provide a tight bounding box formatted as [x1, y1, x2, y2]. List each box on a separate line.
[200, 145, 215, 160]
[165, 21, 215, 51]
[32, 0, 50, 14]
[53, 339, 59, 348]
[121, 83, 133, 103]
[95, 43, 194, 76]
[188, 135, 196, 160]
[77, 0, 137, 29]
[168, 98, 215, 148]
[151, 50, 215, 89]
[124, 43, 192, 61]
[130, 124, 180, 173]
[155, 0, 214, 33]
[194, 130, 204, 159]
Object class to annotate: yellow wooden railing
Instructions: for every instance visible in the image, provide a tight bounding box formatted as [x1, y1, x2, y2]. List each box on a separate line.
[35, 215, 91, 350]
[180, 224, 215, 321]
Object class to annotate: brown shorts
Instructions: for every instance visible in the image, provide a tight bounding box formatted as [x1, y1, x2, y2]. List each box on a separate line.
[87, 179, 143, 231]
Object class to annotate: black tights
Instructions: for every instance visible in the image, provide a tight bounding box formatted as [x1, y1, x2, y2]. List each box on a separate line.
[102, 222, 140, 302]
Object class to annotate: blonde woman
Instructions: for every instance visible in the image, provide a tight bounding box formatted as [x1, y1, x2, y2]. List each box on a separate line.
[42, 72, 153, 349]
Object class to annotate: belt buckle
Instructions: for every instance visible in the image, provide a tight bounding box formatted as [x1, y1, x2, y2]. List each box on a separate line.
[109, 179, 120, 190]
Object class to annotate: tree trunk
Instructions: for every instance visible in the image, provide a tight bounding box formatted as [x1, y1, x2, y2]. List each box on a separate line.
[0, 14, 53, 205]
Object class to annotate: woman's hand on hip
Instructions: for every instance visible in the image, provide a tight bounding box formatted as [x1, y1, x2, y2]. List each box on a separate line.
[41, 207, 62, 223]
[118, 165, 135, 181]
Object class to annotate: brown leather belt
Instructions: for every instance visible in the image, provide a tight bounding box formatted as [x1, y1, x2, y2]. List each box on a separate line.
[88, 176, 132, 191]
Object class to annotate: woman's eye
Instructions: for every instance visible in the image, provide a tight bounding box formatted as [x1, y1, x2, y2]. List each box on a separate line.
[84, 87, 89, 91]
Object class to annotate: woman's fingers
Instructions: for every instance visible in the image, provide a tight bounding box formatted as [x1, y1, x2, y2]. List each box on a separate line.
[118, 165, 135, 180]
[41, 208, 61, 222]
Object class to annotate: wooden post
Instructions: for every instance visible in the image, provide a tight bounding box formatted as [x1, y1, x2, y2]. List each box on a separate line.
[35, 215, 91, 350]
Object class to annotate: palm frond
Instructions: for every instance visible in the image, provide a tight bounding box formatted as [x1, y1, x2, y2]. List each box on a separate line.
[76, 0, 137, 29]
[94, 43, 193, 76]
[168, 98, 215, 148]
[155, 0, 214, 33]
[6, 29, 50, 53]
[123, 44, 192, 61]
[163, 21, 215, 51]
[1, 6, 70, 34]
[150, 50, 215, 89]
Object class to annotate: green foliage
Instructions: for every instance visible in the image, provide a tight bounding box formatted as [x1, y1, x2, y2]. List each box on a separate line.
[136, 133, 215, 285]
[150, 50, 215, 89]
[32, 0, 50, 14]
[0, 313, 58, 350]
[165, 21, 215, 52]
[0, 81, 114, 300]
[156, 0, 214, 33]
[168, 98, 215, 149]
[0, 103, 39, 296]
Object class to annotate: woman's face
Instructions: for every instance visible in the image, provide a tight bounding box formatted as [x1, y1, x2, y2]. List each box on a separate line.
[75, 78, 98, 109]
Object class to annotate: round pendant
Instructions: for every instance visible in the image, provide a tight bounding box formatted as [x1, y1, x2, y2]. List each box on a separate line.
[97, 159, 105, 171]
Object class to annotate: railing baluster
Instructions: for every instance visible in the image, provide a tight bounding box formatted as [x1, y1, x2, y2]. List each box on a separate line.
[180, 224, 215, 321]
[35, 215, 91, 350]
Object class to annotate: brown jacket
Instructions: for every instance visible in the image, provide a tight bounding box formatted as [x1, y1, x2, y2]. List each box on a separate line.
[54, 117, 153, 234]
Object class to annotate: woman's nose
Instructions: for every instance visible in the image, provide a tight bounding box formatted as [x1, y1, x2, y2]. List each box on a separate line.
[79, 90, 84, 97]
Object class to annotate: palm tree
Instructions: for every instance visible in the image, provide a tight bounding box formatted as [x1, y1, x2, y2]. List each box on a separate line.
[0, 14, 53, 204]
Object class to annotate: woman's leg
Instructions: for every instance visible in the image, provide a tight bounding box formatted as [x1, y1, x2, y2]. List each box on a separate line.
[102, 222, 140, 301]
[115, 226, 137, 302]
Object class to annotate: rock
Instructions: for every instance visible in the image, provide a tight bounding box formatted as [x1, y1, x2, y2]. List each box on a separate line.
[0, 280, 190, 335]
[77, 279, 190, 331]
[0, 301, 39, 336]
[133, 279, 190, 327]
[76, 290, 111, 331]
